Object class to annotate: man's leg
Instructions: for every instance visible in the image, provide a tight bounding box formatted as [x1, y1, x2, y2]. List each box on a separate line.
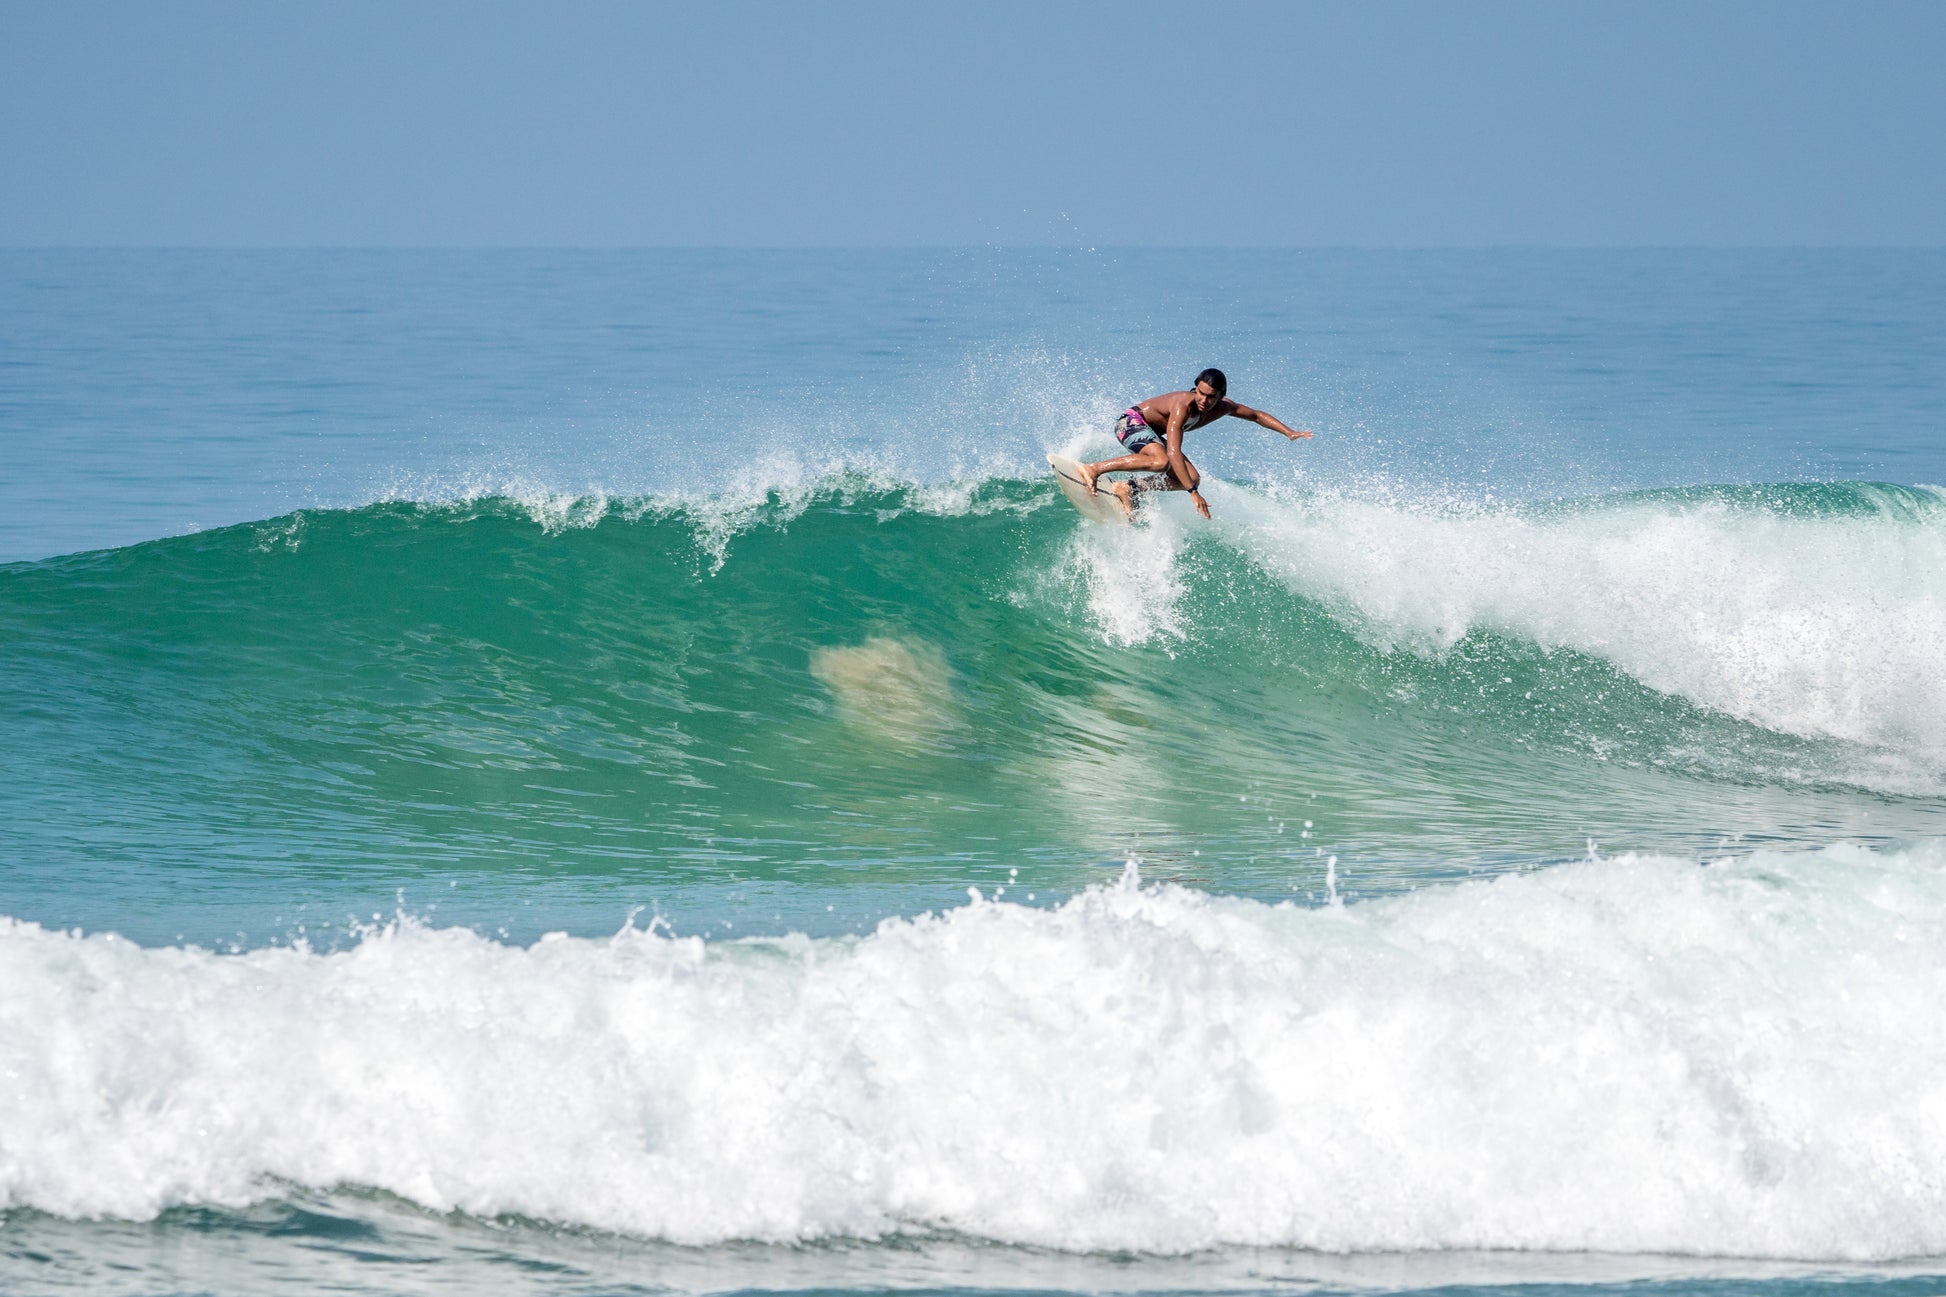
[1139, 450, 1198, 494]
[1114, 453, 1201, 512]
[1078, 444, 1169, 495]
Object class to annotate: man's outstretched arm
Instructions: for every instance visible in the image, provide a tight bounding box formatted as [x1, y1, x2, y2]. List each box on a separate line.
[1226, 402, 1312, 440]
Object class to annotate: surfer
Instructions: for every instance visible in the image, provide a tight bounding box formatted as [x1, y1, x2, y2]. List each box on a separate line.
[1077, 369, 1311, 518]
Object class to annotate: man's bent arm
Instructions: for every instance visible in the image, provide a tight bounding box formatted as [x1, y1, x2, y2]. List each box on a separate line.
[1164, 428, 1200, 493]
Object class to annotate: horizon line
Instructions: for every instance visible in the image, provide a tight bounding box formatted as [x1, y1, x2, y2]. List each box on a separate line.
[5, 242, 1945, 253]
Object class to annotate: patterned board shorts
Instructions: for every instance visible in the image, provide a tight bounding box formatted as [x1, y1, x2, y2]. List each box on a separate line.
[1114, 408, 1162, 451]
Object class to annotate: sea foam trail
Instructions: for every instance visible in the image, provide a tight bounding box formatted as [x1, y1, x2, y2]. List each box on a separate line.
[5, 842, 1946, 1258]
[1214, 485, 1946, 760]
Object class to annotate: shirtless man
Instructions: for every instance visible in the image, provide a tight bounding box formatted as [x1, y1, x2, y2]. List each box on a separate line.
[1077, 368, 1311, 518]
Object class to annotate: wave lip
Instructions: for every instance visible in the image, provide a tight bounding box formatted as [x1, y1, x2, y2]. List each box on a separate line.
[1218, 482, 1946, 765]
[6, 842, 1946, 1258]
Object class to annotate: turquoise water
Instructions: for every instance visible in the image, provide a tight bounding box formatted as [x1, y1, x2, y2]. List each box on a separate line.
[2, 249, 1945, 1295]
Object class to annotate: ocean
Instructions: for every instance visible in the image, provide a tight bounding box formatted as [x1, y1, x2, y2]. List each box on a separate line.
[2, 247, 1944, 1295]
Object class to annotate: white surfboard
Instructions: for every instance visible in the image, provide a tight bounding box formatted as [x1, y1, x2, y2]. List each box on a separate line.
[1047, 454, 1132, 525]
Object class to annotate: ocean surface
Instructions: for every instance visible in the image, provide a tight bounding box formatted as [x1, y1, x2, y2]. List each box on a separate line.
[2, 248, 1945, 1296]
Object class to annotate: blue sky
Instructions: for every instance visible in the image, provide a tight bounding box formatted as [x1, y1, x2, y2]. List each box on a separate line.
[3, 0, 1941, 246]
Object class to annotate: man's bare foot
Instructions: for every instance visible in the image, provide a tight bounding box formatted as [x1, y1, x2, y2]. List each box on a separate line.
[1076, 462, 1102, 495]
[1107, 480, 1137, 516]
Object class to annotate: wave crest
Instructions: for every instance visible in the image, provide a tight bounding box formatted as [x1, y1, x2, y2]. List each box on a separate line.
[1217, 482, 1946, 760]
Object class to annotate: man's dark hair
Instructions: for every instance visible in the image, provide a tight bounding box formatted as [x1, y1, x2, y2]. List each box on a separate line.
[1195, 367, 1227, 396]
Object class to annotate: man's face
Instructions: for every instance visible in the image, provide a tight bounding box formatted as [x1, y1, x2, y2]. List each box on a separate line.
[1191, 382, 1221, 411]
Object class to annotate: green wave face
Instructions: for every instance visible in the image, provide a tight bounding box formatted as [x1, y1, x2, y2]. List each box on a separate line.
[3, 482, 1943, 931]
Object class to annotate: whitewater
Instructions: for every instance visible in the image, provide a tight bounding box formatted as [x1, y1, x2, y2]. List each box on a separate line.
[3, 247, 1945, 1297]
[1211, 481, 1946, 768]
[7, 842, 1946, 1257]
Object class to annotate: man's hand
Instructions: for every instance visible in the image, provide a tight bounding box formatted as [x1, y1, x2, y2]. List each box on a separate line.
[1189, 489, 1211, 519]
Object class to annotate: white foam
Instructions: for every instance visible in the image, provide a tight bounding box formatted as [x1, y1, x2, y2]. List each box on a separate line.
[1046, 495, 1197, 647]
[1215, 486, 1946, 767]
[7, 841, 1946, 1258]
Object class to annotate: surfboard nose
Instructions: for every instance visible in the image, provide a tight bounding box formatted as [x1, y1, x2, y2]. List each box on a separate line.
[1048, 453, 1132, 525]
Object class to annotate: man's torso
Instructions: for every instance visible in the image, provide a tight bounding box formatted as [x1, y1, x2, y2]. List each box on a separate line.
[1134, 391, 1230, 435]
